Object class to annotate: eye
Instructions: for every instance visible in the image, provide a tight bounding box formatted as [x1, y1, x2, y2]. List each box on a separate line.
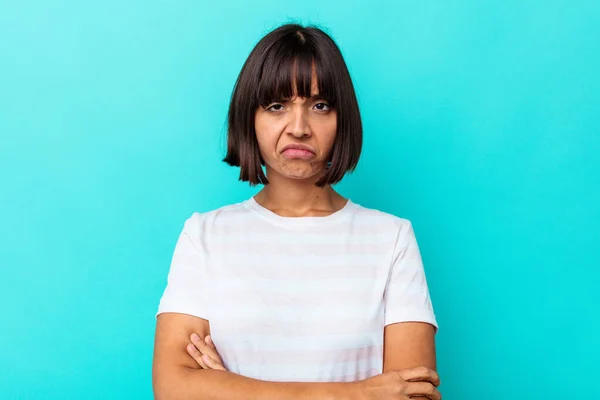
[314, 102, 330, 111]
[266, 103, 285, 112]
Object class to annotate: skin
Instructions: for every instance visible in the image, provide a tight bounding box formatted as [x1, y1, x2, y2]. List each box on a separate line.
[153, 70, 441, 400]
[252, 69, 348, 217]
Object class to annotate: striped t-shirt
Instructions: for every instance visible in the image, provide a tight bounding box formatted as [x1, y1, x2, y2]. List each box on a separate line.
[157, 196, 437, 382]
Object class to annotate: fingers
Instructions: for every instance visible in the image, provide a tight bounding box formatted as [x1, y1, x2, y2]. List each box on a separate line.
[399, 366, 440, 387]
[190, 334, 224, 365]
[188, 333, 227, 371]
[206, 335, 216, 348]
[186, 341, 210, 369]
[405, 381, 441, 400]
[204, 335, 226, 369]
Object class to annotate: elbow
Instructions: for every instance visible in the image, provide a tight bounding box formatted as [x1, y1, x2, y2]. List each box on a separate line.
[152, 374, 170, 400]
[153, 376, 182, 400]
[152, 366, 180, 400]
[152, 365, 201, 400]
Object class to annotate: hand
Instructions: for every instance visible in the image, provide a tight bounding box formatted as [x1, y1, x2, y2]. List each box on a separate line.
[355, 367, 441, 400]
[186, 333, 227, 371]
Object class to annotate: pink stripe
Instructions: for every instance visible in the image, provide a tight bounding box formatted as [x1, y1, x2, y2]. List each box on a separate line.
[207, 242, 395, 255]
[213, 288, 381, 308]
[320, 367, 381, 382]
[218, 344, 384, 365]
[216, 264, 388, 280]
[212, 317, 382, 337]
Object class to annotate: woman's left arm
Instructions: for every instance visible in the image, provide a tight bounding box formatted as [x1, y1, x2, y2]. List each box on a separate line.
[383, 321, 438, 399]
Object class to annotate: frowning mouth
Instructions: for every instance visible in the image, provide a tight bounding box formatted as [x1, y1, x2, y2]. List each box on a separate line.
[281, 144, 316, 159]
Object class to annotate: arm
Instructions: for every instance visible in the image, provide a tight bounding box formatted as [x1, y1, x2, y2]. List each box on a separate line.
[381, 220, 440, 399]
[152, 312, 358, 400]
[383, 322, 437, 400]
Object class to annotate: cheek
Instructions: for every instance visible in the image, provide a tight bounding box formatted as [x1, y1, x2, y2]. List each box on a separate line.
[317, 119, 337, 152]
[254, 116, 278, 154]
[255, 128, 277, 154]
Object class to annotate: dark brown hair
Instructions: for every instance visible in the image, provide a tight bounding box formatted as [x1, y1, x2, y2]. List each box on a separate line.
[223, 23, 362, 187]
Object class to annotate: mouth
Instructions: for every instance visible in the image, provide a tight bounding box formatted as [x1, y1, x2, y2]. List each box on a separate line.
[281, 144, 316, 159]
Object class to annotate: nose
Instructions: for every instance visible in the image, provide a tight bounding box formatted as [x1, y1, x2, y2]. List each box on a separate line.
[288, 106, 311, 138]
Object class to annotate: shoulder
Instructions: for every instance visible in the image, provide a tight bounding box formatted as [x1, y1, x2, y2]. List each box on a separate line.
[180, 200, 251, 235]
[350, 201, 414, 233]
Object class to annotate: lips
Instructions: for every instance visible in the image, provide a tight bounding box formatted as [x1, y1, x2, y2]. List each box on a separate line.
[281, 144, 316, 159]
[281, 144, 315, 154]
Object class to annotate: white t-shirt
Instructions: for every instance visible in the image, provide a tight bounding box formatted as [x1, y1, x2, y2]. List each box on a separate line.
[157, 196, 437, 382]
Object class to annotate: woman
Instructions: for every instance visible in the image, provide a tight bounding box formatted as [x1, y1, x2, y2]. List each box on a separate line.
[152, 23, 441, 400]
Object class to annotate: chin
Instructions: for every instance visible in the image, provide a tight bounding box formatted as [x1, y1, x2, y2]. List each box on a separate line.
[280, 168, 321, 181]
[266, 162, 325, 181]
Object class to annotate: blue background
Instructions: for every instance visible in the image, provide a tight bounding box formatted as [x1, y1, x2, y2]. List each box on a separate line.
[1, 1, 599, 398]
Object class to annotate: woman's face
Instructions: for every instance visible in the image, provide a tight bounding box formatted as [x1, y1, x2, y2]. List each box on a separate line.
[254, 75, 337, 182]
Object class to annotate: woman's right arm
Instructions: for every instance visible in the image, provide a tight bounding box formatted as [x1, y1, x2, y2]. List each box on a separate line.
[152, 313, 357, 400]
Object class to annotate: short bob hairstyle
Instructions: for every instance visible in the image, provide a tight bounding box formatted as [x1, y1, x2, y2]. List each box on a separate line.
[223, 23, 362, 187]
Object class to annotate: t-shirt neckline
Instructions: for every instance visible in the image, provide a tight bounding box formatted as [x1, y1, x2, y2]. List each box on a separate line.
[244, 196, 356, 227]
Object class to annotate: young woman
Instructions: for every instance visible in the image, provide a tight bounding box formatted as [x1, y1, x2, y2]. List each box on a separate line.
[152, 23, 441, 400]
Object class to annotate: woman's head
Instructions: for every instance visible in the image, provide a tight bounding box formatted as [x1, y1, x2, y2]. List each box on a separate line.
[223, 23, 362, 187]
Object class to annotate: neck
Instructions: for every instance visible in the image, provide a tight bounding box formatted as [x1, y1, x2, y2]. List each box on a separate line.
[253, 167, 346, 217]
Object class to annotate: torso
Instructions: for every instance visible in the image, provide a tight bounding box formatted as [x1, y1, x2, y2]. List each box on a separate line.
[198, 197, 402, 381]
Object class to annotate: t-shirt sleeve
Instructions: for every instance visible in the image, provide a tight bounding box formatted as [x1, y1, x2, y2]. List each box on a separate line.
[156, 213, 209, 319]
[384, 220, 438, 331]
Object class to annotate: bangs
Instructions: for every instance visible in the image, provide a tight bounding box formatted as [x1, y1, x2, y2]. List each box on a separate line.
[256, 39, 337, 108]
